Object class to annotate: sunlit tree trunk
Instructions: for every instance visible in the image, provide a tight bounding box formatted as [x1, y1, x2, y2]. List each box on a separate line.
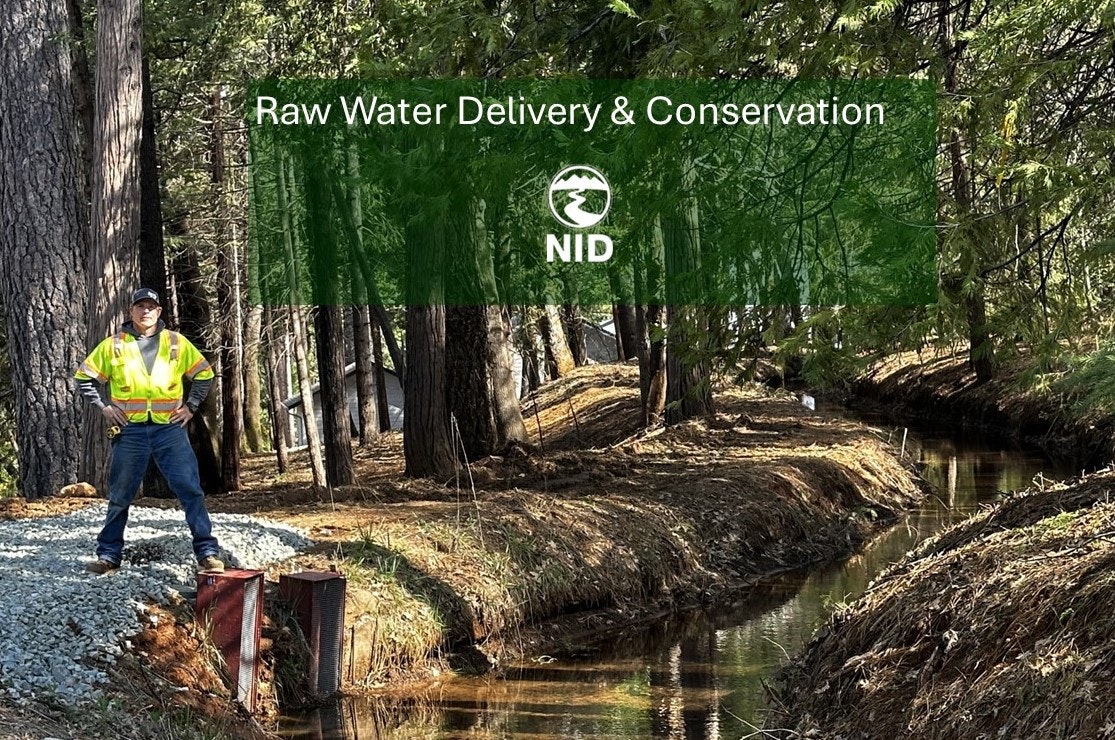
[80, 0, 144, 491]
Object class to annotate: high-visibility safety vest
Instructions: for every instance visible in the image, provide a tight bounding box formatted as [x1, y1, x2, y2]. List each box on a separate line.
[75, 329, 214, 424]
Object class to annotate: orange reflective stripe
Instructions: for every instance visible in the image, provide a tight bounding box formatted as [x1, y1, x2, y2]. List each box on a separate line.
[111, 400, 148, 411]
[149, 401, 181, 412]
[79, 362, 108, 382]
[185, 358, 211, 377]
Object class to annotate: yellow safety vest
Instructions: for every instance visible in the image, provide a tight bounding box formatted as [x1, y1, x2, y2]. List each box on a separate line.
[75, 329, 214, 424]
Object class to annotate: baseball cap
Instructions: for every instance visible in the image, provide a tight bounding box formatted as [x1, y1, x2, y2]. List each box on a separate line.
[131, 288, 161, 306]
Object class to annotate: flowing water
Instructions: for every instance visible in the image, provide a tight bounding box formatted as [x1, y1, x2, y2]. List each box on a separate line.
[280, 414, 1082, 739]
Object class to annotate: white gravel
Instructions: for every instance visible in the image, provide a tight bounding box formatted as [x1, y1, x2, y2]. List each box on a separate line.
[0, 503, 312, 707]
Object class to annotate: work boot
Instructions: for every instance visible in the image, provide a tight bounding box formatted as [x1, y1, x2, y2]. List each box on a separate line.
[85, 559, 119, 575]
[198, 555, 225, 572]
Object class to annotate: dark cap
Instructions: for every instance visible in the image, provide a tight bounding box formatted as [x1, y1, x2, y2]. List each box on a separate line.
[131, 288, 161, 306]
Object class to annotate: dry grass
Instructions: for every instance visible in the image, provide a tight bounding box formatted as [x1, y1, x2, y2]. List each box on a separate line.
[857, 349, 1115, 466]
[229, 365, 924, 688]
[768, 469, 1115, 739]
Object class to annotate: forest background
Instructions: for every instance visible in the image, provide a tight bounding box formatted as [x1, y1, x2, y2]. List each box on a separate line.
[0, 0, 1113, 501]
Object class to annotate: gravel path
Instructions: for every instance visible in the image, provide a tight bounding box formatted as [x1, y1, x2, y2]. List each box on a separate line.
[0, 503, 311, 707]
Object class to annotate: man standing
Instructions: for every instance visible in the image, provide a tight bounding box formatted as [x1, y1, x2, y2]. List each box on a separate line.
[75, 288, 224, 574]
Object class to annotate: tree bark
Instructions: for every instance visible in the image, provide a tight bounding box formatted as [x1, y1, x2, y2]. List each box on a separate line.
[371, 316, 392, 432]
[664, 164, 713, 425]
[304, 156, 354, 487]
[637, 219, 667, 426]
[561, 303, 588, 367]
[352, 306, 378, 444]
[211, 88, 242, 491]
[540, 305, 575, 380]
[169, 246, 222, 493]
[243, 303, 264, 452]
[81, 0, 144, 490]
[445, 199, 527, 460]
[278, 154, 326, 488]
[446, 306, 498, 460]
[313, 305, 355, 486]
[489, 306, 528, 448]
[345, 146, 378, 445]
[139, 55, 170, 325]
[403, 218, 455, 480]
[0, 0, 91, 498]
[262, 305, 289, 474]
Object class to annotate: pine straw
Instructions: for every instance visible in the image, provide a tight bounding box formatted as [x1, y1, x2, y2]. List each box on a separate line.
[856, 349, 1115, 466]
[768, 469, 1115, 740]
[247, 365, 922, 687]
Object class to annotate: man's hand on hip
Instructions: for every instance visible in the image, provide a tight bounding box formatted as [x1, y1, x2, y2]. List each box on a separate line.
[170, 406, 194, 427]
[101, 405, 128, 426]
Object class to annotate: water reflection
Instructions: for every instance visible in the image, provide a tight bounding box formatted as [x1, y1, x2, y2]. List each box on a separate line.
[280, 421, 1079, 739]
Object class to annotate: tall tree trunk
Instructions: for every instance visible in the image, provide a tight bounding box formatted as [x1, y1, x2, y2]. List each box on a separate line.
[277, 154, 326, 488]
[489, 305, 528, 449]
[263, 305, 289, 474]
[313, 305, 355, 486]
[138, 55, 176, 498]
[445, 199, 527, 460]
[345, 146, 378, 445]
[352, 306, 378, 444]
[170, 246, 221, 493]
[139, 55, 170, 325]
[446, 306, 498, 460]
[371, 316, 392, 432]
[403, 218, 455, 480]
[243, 304, 264, 452]
[81, 0, 144, 491]
[211, 88, 241, 490]
[561, 303, 588, 367]
[637, 219, 667, 426]
[304, 157, 354, 487]
[941, 0, 995, 383]
[241, 144, 264, 453]
[664, 163, 713, 425]
[0, 0, 91, 498]
[539, 305, 574, 380]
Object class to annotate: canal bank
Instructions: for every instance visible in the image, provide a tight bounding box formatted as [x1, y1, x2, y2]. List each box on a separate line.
[766, 464, 1115, 739]
[279, 401, 1079, 738]
[249, 366, 924, 704]
[852, 348, 1115, 467]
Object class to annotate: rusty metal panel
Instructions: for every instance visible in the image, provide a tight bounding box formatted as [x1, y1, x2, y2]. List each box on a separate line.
[279, 571, 347, 699]
[195, 569, 265, 712]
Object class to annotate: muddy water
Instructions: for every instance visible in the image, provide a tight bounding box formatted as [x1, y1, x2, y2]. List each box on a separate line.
[280, 419, 1081, 739]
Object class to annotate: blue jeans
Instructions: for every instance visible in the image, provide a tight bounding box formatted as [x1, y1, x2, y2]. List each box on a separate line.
[96, 422, 220, 565]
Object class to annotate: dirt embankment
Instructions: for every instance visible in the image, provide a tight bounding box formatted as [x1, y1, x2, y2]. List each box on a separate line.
[852, 350, 1115, 467]
[767, 468, 1115, 739]
[218, 364, 923, 696]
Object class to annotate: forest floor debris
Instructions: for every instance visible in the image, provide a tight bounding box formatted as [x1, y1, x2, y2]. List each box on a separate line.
[766, 467, 1115, 739]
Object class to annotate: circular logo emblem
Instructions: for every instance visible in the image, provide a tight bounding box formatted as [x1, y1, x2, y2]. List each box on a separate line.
[547, 165, 611, 230]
